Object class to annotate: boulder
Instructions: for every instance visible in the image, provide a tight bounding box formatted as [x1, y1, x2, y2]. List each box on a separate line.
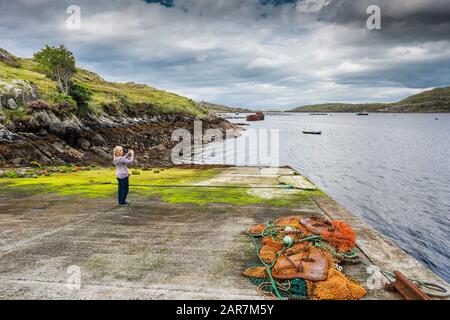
[48, 111, 64, 135]
[66, 147, 84, 159]
[39, 154, 51, 165]
[61, 118, 82, 135]
[7, 98, 17, 109]
[0, 124, 18, 142]
[78, 138, 91, 150]
[30, 110, 52, 128]
[91, 133, 106, 145]
[92, 146, 110, 159]
[52, 141, 66, 154]
[0, 48, 21, 67]
[12, 157, 23, 165]
[29, 84, 39, 99]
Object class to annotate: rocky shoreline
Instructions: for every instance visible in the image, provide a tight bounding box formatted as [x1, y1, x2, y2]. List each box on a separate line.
[0, 110, 239, 167]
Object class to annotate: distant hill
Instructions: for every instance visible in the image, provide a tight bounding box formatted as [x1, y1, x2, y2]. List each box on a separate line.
[198, 101, 252, 113]
[290, 87, 450, 113]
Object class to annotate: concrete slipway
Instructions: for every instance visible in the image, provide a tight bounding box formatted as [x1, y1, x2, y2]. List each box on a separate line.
[0, 166, 447, 299]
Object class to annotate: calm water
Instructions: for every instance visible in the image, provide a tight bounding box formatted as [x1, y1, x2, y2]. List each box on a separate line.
[199, 113, 450, 282]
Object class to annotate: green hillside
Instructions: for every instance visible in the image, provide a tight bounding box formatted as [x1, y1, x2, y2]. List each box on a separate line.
[0, 48, 206, 116]
[198, 101, 251, 113]
[290, 87, 450, 113]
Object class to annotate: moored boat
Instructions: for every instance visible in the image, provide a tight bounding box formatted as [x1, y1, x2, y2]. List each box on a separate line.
[246, 112, 265, 121]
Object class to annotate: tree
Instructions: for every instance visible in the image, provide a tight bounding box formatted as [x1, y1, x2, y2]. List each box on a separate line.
[34, 45, 76, 95]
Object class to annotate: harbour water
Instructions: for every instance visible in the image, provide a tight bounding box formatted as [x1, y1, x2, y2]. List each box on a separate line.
[198, 113, 450, 282]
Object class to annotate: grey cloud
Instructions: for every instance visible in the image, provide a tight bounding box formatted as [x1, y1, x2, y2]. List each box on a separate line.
[0, 0, 449, 109]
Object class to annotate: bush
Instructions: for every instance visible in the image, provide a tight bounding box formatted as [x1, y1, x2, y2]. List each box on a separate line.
[69, 83, 92, 108]
[46, 91, 77, 106]
[76, 102, 98, 118]
[132, 170, 141, 175]
[27, 100, 51, 113]
[44, 91, 77, 114]
[102, 101, 123, 116]
[7, 171, 19, 178]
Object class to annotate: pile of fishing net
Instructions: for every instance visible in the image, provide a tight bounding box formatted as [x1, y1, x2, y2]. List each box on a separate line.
[243, 216, 367, 300]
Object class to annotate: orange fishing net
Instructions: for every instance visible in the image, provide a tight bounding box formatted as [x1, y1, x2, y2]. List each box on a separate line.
[247, 223, 265, 235]
[313, 268, 367, 300]
[323, 221, 356, 253]
[244, 215, 364, 300]
[260, 237, 284, 263]
[242, 266, 267, 279]
[274, 216, 310, 235]
[300, 217, 356, 253]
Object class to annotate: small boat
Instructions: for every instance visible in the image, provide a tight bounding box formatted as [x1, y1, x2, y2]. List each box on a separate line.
[309, 113, 328, 116]
[357, 111, 369, 116]
[246, 112, 265, 121]
[303, 131, 322, 135]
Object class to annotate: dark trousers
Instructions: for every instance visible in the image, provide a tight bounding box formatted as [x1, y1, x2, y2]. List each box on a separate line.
[117, 177, 129, 205]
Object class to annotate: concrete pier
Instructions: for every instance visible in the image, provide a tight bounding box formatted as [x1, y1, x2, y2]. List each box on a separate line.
[0, 166, 447, 299]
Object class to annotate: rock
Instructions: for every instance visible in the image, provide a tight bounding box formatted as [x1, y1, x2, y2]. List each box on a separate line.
[48, 111, 64, 135]
[61, 118, 82, 135]
[12, 88, 22, 98]
[0, 124, 18, 142]
[91, 133, 106, 145]
[39, 154, 51, 165]
[0, 48, 20, 67]
[151, 144, 166, 152]
[66, 147, 84, 159]
[30, 110, 52, 128]
[7, 98, 17, 109]
[12, 157, 23, 165]
[52, 141, 66, 154]
[29, 84, 39, 99]
[12, 79, 26, 86]
[78, 138, 91, 150]
[92, 146, 110, 159]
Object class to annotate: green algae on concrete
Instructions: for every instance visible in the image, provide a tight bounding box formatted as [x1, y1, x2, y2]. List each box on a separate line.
[0, 167, 319, 206]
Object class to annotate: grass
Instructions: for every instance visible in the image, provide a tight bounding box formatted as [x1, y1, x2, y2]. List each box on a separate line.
[0, 167, 316, 207]
[0, 49, 207, 116]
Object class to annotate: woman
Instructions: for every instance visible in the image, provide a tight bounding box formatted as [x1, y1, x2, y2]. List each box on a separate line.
[113, 146, 134, 206]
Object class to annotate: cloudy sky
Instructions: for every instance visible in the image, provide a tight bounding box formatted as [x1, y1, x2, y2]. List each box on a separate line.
[1, 0, 449, 109]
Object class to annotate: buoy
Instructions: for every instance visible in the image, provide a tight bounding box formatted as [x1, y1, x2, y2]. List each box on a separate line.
[283, 235, 294, 247]
[284, 226, 294, 232]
